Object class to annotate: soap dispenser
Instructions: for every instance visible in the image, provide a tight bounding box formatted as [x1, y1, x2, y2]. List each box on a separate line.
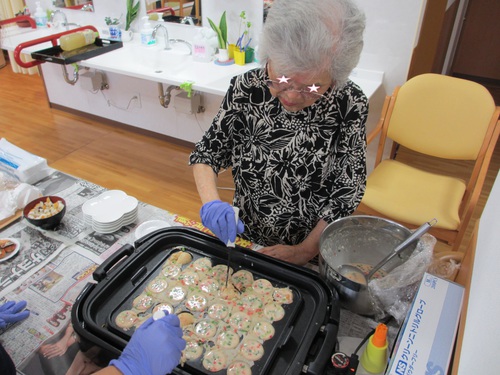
[140, 17, 156, 46]
[34, 2, 48, 28]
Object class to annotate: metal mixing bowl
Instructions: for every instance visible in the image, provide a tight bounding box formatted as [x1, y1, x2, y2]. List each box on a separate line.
[319, 215, 417, 315]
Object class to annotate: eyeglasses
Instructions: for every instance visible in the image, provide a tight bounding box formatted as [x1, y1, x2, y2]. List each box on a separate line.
[265, 79, 328, 100]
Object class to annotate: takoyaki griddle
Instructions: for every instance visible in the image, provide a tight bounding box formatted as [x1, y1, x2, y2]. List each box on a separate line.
[71, 227, 340, 375]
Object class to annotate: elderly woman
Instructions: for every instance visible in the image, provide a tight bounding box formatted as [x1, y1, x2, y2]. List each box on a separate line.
[189, 0, 368, 265]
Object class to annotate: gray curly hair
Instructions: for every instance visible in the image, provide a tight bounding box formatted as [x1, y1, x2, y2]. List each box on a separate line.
[258, 0, 365, 87]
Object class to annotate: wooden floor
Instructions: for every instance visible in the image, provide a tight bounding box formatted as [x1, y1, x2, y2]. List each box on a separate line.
[0, 62, 234, 223]
[1, 62, 498, 254]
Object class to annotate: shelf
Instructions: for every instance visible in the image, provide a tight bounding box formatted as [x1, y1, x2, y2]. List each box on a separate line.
[31, 38, 122, 65]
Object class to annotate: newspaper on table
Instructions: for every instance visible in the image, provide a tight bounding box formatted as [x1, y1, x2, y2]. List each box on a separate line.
[0, 171, 187, 374]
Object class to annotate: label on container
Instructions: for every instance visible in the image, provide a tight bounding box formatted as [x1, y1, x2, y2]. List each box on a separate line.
[109, 26, 121, 41]
[82, 30, 96, 44]
[34, 16, 47, 27]
[141, 33, 156, 46]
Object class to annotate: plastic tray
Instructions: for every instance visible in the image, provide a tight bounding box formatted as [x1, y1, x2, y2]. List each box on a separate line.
[31, 38, 122, 65]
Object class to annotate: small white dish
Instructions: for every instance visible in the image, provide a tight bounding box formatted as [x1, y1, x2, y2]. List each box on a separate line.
[135, 220, 170, 240]
[0, 238, 21, 263]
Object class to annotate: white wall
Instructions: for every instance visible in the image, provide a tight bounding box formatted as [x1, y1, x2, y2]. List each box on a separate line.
[356, 0, 426, 96]
[25, 0, 426, 96]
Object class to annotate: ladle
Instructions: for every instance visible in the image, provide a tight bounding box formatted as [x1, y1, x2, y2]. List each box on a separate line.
[338, 219, 437, 284]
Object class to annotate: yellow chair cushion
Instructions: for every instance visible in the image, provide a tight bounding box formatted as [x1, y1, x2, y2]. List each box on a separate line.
[361, 160, 466, 230]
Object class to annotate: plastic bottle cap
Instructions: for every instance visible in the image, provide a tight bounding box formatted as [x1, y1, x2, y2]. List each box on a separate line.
[372, 323, 388, 347]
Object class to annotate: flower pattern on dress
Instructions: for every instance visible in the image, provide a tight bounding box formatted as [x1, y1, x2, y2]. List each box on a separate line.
[190, 68, 368, 247]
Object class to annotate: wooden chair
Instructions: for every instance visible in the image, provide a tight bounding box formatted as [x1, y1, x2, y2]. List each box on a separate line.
[357, 73, 500, 252]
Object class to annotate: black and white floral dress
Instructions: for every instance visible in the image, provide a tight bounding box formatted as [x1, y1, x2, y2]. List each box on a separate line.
[189, 68, 368, 247]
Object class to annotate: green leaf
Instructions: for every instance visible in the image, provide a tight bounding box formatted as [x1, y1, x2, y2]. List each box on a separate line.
[219, 11, 227, 48]
[125, 0, 140, 31]
[207, 18, 223, 49]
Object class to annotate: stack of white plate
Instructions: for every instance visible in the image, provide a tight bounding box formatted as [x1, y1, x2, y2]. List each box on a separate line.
[82, 190, 138, 234]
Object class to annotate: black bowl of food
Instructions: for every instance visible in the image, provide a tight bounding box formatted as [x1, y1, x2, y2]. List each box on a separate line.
[23, 196, 66, 230]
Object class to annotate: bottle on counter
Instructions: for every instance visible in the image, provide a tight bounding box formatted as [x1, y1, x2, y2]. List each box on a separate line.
[140, 17, 156, 46]
[33, 2, 48, 28]
[60, 30, 99, 51]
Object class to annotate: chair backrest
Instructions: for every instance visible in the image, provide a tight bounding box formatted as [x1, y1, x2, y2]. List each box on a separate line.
[387, 73, 496, 160]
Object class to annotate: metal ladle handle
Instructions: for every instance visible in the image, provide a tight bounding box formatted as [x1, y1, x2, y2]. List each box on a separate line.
[366, 218, 438, 280]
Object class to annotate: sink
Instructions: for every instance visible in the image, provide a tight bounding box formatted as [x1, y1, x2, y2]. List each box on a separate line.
[85, 40, 191, 76]
[141, 43, 191, 73]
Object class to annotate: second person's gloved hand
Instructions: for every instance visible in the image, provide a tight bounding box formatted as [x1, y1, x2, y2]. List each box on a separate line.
[0, 300, 30, 329]
[110, 313, 186, 375]
[200, 200, 244, 245]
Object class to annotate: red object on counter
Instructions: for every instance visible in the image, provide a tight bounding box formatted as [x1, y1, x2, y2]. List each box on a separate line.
[13, 25, 99, 69]
[147, 7, 175, 15]
[0, 15, 37, 29]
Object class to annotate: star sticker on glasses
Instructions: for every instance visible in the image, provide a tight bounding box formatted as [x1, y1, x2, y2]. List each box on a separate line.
[277, 75, 291, 83]
[307, 84, 320, 93]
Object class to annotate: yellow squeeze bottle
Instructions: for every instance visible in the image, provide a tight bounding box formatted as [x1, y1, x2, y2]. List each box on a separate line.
[60, 30, 98, 51]
[360, 323, 388, 374]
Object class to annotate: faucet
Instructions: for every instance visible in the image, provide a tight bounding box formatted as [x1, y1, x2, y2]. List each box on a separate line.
[81, 4, 94, 12]
[152, 24, 171, 50]
[180, 16, 195, 26]
[50, 10, 68, 30]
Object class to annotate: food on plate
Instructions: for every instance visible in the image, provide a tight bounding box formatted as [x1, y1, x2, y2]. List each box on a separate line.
[185, 292, 209, 312]
[160, 264, 181, 279]
[227, 360, 253, 375]
[231, 270, 254, 292]
[165, 284, 188, 305]
[215, 328, 240, 349]
[152, 303, 174, 315]
[182, 340, 204, 361]
[178, 270, 200, 286]
[116, 253, 296, 373]
[229, 311, 252, 334]
[146, 277, 169, 294]
[195, 319, 219, 340]
[272, 287, 294, 304]
[167, 250, 193, 265]
[252, 278, 274, 295]
[177, 312, 195, 328]
[252, 320, 275, 341]
[239, 337, 265, 361]
[236, 293, 264, 312]
[207, 300, 230, 320]
[0, 239, 17, 253]
[202, 350, 228, 372]
[132, 294, 154, 311]
[263, 302, 285, 322]
[115, 310, 139, 329]
[27, 197, 65, 219]
[189, 257, 212, 273]
[199, 278, 220, 296]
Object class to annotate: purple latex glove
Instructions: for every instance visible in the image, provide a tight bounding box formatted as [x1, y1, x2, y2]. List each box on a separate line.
[0, 300, 30, 329]
[110, 313, 186, 375]
[200, 200, 244, 245]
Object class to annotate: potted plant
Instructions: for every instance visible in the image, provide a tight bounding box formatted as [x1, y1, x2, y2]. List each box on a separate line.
[234, 11, 253, 65]
[104, 16, 121, 40]
[125, 0, 140, 32]
[236, 11, 252, 51]
[207, 11, 228, 61]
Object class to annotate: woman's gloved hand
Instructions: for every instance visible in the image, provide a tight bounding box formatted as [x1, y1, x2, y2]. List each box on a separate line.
[200, 200, 244, 245]
[110, 313, 186, 375]
[0, 300, 30, 329]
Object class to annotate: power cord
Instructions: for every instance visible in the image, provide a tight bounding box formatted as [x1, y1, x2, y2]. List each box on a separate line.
[331, 316, 392, 374]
